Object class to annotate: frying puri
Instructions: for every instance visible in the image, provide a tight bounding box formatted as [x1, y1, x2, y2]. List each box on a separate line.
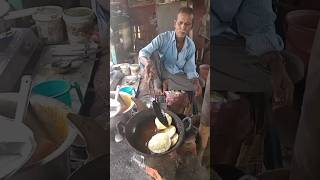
[155, 113, 172, 130]
[171, 133, 179, 147]
[161, 125, 176, 138]
[147, 132, 171, 153]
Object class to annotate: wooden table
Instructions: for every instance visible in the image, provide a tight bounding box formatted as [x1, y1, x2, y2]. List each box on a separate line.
[32, 46, 96, 112]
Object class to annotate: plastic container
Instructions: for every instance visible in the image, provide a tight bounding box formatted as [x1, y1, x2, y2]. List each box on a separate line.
[286, 10, 320, 66]
[4, 95, 77, 180]
[32, 6, 66, 44]
[32, 80, 83, 107]
[119, 63, 130, 75]
[119, 86, 136, 96]
[119, 92, 135, 114]
[129, 64, 140, 76]
[63, 7, 95, 44]
[110, 98, 121, 118]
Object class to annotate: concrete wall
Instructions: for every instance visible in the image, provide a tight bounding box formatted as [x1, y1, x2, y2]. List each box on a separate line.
[155, 1, 187, 34]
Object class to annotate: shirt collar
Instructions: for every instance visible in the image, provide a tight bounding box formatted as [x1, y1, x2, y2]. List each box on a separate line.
[172, 31, 188, 49]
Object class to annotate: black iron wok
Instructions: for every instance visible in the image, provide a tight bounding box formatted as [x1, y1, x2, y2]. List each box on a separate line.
[117, 109, 192, 157]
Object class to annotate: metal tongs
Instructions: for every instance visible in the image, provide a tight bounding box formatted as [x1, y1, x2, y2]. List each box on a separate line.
[149, 80, 168, 127]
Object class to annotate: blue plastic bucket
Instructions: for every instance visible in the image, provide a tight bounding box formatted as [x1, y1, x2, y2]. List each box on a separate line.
[32, 80, 83, 107]
[119, 86, 136, 96]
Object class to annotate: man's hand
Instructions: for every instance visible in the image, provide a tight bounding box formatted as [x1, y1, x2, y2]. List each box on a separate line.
[262, 52, 294, 108]
[271, 67, 294, 108]
[193, 79, 202, 97]
[162, 79, 169, 92]
[164, 91, 189, 106]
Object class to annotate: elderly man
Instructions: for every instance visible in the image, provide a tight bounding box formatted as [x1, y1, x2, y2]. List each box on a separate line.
[139, 7, 202, 96]
[211, 0, 304, 170]
[212, 0, 304, 105]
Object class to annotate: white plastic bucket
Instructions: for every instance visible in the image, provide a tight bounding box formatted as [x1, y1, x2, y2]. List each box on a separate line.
[119, 63, 130, 75]
[63, 7, 95, 44]
[32, 6, 65, 44]
[129, 64, 140, 76]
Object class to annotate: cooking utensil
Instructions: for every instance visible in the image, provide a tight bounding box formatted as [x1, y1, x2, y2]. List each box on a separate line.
[6, 95, 77, 180]
[148, 76, 156, 99]
[15, 75, 32, 122]
[50, 60, 72, 74]
[152, 100, 168, 127]
[32, 80, 84, 107]
[117, 109, 192, 157]
[149, 77, 168, 126]
[50, 57, 99, 74]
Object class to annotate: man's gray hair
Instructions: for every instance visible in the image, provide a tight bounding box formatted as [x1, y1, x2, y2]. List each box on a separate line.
[178, 7, 194, 16]
[177, 7, 194, 23]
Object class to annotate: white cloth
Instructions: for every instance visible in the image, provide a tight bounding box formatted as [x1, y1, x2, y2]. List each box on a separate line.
[0, 117, 36, 179]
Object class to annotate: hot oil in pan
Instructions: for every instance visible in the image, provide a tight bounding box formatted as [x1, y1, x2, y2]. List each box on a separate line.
[132, 117, 180, 155]
[132, 119, 157, 154]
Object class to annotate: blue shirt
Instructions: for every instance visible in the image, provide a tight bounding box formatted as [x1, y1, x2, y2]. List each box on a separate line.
[211, 0, 284, 56]
[139, 31, 199, 79]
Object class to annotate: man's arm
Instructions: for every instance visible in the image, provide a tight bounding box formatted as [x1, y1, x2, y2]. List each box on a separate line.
[193, 78, 202, 97]
[139, 56, 151, 68]
[183, 46, 199, 80]
[262, 51, 294, 106]
[138, 33, 165, 80]
[138, 33, 165, 64]
[183, 47, 202, 96]
[139, 55, 155, 82]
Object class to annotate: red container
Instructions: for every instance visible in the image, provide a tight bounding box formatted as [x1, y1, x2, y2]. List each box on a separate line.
[286, 10, 320, 67]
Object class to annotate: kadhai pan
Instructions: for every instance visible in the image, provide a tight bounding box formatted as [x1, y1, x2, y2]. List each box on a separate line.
[117, 109, 191, 157]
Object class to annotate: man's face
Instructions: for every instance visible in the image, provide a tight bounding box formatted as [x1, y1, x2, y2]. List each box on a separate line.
[174, 12, 193, 38]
